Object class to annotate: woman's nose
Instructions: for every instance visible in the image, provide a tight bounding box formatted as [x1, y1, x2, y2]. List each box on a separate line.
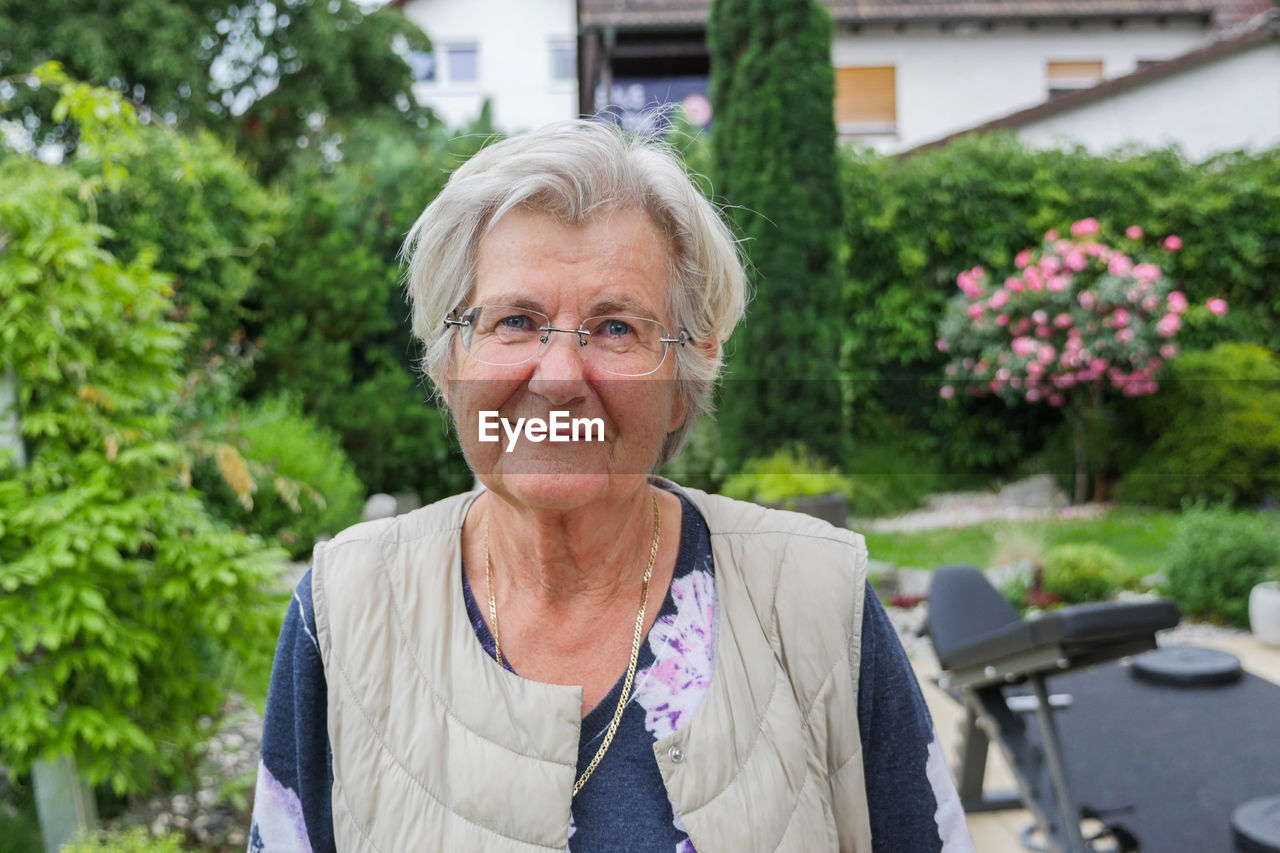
[527, 329, 590, 405]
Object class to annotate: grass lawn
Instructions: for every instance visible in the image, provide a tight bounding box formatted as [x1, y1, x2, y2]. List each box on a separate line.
[861, 507, 1182, 577]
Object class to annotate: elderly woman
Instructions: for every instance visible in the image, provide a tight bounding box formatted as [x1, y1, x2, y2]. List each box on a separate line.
[249, 121, 971, 852]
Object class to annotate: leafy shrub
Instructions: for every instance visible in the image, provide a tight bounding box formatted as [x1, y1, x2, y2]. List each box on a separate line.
[1, 105, 283, 794]
[246, 120, 487, 501]
[721, 446, 851, 507]
[1164, 506, 1280, 626]
[194, 396, 365, 559]
[62, 828, 184, 853]
[1042, 543, 1122, 603]
[1118, 343, 1280, 507]
[839, 135, 1280, 478]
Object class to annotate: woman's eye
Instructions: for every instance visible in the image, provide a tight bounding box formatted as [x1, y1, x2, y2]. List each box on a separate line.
[498, 314, 532, 330]
[602, 318, 634, 338]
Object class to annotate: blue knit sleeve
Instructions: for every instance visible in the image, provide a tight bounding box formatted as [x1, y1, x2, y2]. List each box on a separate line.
[248, 570, 336, 853]
[857, 584, 973, 852]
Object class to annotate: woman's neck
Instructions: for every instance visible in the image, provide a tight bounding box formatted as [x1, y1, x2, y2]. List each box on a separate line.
[479, 483, 661, 609]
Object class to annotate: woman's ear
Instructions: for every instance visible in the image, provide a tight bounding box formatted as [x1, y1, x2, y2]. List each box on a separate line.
[665, 335, 720, 433]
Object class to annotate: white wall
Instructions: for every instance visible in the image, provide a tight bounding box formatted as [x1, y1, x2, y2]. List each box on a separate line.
[401, 0, 577, 132]
[833, 19, 1211, 152]
[1018, 42, 1280, 160]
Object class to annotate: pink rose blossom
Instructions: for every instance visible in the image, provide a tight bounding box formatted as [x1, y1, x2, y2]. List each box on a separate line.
[1078, 291, 1097, 311]
[1070, 217, 1101, 237]
[1142, 295, 1160, 312]
[1026, 388, 1042, 402]
[1111, 308, 1131, 328]
[1047, 275, 1070, 292]
[1207, 297, 1229, 316]
[962, 358, 974, 369]
[1049, 393, 1064, 407]
[996, 313, 1010, 326]
[1065, 250, 1088, 272]
[1014, 318, 1032, 336]
[1032, 309, 1048, 325]
[1108, 255, 1134, 276]
[1053, 313, 1073, 329]
[1045, 229, 1060, 241]
[990, 290, 1010, 309]
[1005, 276, 1025, 292]
[1133, 263, 1161, 282]
[996, 367, 1012, 382]
[940, 385, 956, 399]
[1036, 324, 1052, 339]
[1015, 250, 1032, 269]
[967, 303, 985, 319]
[1167, 290, 1189, 313]
[1040, 255, 1062, 275]
[1038, 344, 1057, 365]
[1126, 225, 1144, 240]
[1156, 313, 1181, 338]
[936, 338, 950, 352]
[1163, 234, 1182, 251]
[1160, 343, 1180, 359]
[1116, 328, 1135, 344]
[1011, 337, 1038, 358]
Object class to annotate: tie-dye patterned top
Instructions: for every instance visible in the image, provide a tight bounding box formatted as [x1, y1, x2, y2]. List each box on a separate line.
[249, 489, 970, 852]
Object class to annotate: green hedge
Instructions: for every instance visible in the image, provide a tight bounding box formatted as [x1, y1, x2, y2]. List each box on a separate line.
[1119, 343, 1280, 507]
[1164, 506, 1280, 626]
[840, 135, 1280, 476]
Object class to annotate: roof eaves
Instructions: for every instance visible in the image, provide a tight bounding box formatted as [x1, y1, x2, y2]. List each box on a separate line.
[903, 10, 1278, 154]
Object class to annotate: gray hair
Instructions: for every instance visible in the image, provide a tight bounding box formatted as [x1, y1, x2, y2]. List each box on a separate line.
[402, 120, 747, 466]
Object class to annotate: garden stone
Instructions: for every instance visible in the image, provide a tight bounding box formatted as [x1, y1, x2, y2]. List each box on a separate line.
[362, 493, 398, 522]
[395, 491, 423, 514]
[998, 474, 1068, 510]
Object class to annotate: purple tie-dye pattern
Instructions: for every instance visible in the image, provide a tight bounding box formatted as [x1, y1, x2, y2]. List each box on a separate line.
[633, 568, 716, 740]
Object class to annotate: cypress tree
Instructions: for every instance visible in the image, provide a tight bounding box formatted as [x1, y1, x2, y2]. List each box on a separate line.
[708, 0, 845, 467]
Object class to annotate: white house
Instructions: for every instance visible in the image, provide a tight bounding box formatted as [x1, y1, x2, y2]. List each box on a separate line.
[578, 0, 1252, 150]
[917, 12, 1280, 159]
[390, 0, 578, 131]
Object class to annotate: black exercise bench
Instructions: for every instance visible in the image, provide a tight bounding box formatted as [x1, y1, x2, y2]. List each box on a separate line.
[925, 565, 1181, 853]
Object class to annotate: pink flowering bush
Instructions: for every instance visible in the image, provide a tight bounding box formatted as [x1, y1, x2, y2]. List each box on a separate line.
[936, 220, 1229, 500]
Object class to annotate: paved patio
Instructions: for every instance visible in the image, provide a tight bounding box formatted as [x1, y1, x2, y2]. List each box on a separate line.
[912, 630, 1280, 851]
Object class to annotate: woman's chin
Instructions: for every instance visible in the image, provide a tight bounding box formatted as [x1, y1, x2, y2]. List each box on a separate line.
[489, 470, 614, 512]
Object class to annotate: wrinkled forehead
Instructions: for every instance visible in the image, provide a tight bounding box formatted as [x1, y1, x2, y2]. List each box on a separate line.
[468, 205, 678, 321]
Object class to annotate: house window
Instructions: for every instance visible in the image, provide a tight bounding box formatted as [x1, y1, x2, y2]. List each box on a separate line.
[407, 49, 435, 83]
[446, 44, 479, 85]
[1047, 60, 1103, 98]
[550, 42, 576, 82]
[834, 66, 896, 135]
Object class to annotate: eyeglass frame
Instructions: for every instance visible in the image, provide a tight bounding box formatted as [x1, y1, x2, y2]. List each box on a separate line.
[442, 304, 690, 377]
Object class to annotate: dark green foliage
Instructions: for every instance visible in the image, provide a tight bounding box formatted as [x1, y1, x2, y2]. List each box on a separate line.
[659, 416, 731, 494]
[193, 396, 365, 559]
[1042, 543, 1122, 603]
[841, 135, 1280, 476]
[1164, 506, 1280, 626]
[708, 0, 844, 466]
[85, 124, 279, 350]
[0, 147, 283, 793]
[245, 121, 489, 499]
[1119, 344, 1280, 507]
[0, 0, 433, 178]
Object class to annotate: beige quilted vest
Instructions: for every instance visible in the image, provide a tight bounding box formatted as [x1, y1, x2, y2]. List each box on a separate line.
[312, 482, 873, 851]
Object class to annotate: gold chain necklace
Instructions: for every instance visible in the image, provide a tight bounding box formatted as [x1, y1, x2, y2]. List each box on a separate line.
[484, 492, 660, 797]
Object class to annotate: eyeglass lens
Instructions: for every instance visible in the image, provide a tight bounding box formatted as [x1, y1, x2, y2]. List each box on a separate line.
[461, 305, 673, 376]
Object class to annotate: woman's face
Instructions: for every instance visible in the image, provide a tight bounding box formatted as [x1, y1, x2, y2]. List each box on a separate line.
[445, 206, 686, 511]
